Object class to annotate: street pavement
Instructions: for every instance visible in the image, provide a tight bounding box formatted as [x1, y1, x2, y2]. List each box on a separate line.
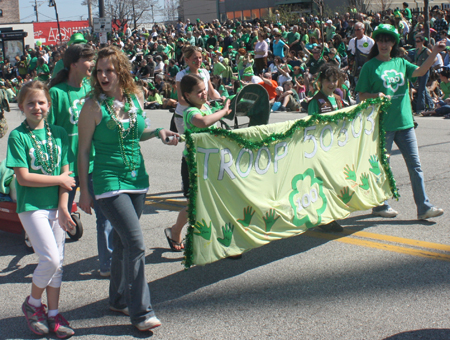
[0, 103, 450, 340]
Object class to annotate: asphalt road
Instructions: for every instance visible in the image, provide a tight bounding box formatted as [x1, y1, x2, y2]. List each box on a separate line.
[0, 103, 450, 340]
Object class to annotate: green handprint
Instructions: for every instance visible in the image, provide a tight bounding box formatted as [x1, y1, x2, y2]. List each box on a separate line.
[237, 206, 255, 227]
[343, 164, 357, 182]
[217, 223, 234, 247]
[193, 219, 212, 241]
[369, 155, 381, 176]
[338, 186, 355, 205]
[359, 173, 370, 190]
[263, 209, 280, 232]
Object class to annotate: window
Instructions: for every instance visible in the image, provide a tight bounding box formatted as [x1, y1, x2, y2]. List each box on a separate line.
[243, 10, 251, 20]
[227, 12, 234, 20]
[234, 11, 242, 21]
[251, 9, 260, 19]
[0, 10, 3, 17]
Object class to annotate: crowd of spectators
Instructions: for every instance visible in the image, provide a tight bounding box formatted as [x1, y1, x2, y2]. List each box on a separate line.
[4, 3, 450, 116]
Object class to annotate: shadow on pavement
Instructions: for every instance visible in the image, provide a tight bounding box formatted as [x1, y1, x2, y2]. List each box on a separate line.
[383, 328, 450, 339]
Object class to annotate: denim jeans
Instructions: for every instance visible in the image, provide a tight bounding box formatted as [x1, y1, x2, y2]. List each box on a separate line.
[416, 70, 435, 113]
[68, 174, 113, 273]
[373, 128, 434, 216]
[97, 193, 155, 324]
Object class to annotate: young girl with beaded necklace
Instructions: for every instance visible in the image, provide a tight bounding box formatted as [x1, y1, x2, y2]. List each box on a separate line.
[6, 80, 76, 338]
[77, 46, 179, 332]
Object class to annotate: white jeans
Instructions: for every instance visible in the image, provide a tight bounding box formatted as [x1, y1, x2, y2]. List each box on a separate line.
[18, 209, 65, 289]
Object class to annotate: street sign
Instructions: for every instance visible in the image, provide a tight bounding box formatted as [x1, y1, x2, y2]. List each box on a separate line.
[93, 17, 112, 33]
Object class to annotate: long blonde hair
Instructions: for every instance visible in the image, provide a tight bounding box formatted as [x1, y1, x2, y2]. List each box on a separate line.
[90, 46, 138, 99]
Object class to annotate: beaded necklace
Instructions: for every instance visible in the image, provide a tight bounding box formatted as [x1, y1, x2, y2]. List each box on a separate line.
[24, 119, 58, 175]
[102, 93, 139, 178]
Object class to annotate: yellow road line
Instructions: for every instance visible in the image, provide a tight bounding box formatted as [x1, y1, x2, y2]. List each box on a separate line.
[306, 230, 450, 262]
[343, 230, 450, 252]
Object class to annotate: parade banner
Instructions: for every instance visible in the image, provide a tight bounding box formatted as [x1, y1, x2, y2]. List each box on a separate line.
[183, 98, 397, 268]
[33, 21, 89, 46]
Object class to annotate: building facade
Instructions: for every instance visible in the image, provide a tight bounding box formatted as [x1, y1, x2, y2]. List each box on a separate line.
[0, 0, 20, 24]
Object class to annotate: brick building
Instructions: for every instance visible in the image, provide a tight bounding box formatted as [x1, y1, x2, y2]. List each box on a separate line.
[0, 0, 20, 24]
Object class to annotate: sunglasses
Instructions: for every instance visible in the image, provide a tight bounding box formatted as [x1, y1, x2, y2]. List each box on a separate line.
[415, 40, 423, 43]
[354, 28, 363, 31]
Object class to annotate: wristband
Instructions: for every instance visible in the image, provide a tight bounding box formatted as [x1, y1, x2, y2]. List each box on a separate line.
[155, 128, 163, 139]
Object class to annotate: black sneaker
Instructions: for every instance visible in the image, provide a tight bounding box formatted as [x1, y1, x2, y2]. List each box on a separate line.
[318, 221, 344, 232]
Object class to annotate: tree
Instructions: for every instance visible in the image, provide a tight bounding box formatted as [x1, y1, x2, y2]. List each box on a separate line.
[163, 0, 180, 23]
[103, 0, 160, 30]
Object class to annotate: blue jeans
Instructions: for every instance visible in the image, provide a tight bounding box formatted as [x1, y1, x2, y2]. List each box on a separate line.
[68, 174, 113, 273]
[373, 128, 434, 216]
[416, 70, 435, 112]
[97, 193, 155, 324]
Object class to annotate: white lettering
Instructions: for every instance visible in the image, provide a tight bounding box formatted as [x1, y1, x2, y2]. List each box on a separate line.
[197, 147, 219, 179]
[255, 147, 271, 175]
[236, 148, 253, 177]
[219, 148, 236, 180]
[274, 142, 288, 173]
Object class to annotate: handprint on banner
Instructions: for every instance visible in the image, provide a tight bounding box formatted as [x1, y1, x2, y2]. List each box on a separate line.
[217, 223, 234, 247]
[263, 209, 280, 232]
[338, 186, 354, 205]
[343, 164, 357, 182]
[289, 168, 327, 228]
[369, 155, 381, 176]
[193, 219, 212, 241]
[237, 206, 255, 227]
[359, 173, 370, 191]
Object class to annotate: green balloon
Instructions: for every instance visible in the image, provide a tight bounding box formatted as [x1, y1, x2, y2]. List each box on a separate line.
[36, 40, 42, 46]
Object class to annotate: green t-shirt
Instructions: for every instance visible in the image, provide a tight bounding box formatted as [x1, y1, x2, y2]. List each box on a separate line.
[287, 32, 300, 45]
[183, 104, 214, 132]
[48, 81, 94, 176]
[36, 63, 50, 82]
[147, 93, 163, 105]
[356, 57, 417, 131]
[52, 59, 64, 78]
[308, 91, 338, 115]
[168, 65, 180, 78]
[440, 81, 450, 99]
[29, 57, 37, 71]
[6, 123, 69, 213]
[92, 94, 149, 196]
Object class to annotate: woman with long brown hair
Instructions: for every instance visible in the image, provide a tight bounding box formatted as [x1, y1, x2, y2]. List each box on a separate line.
[77, 46, 179, 332]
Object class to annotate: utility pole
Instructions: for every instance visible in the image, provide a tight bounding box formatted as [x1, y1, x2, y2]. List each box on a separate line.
[34, 0, 39, 22]
[99, 0, 105, 18]
[49, 0, 62, 44]
[151, 4, 154, 24]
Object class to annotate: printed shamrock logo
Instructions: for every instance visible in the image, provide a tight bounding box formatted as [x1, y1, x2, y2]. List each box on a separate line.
[29, 142, 62, 175]
[289, 168, 327, 228]
[381, 69, 405, 93]
[193, 219, 212, 241]
[69, 98, 85, 124]
[217, 223, 234, 247]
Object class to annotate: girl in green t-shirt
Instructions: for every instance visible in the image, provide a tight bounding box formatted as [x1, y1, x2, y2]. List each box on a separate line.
[356, 23, 444, 220]
[6, 81, 76, 338]
[166, 74, 231, 252]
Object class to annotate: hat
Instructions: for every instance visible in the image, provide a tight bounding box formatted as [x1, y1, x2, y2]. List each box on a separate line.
[326, 19, 332, 24]
[372, 24, 400, 44]
[276, 86, 283, 91]
[243, 66, 254, 77]
[68, 32, 87, 46]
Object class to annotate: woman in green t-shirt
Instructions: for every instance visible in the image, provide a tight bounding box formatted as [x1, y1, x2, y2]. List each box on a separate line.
[78, 46, 179, 332]
[36, 57, 50, 83]
[48, 43, 114, 277]
[7, 81, 76, 338]
[356, 24, 445, 220]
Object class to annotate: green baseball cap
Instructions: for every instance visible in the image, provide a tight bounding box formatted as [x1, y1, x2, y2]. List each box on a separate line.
[372, 24, 400, 44]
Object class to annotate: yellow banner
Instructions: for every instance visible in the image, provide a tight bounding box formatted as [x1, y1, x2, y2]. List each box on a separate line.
[183, 99, 396, 267]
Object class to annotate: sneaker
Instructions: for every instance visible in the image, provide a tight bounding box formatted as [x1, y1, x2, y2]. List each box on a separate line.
[279, 106, 287, 112]
[110, 305, 129, 316]
[135, 316, 162, 331]
[318, 221, 344, 232]
[372, 207, 398, 218]
[99, 270, 110, 277]
[22, 296, 49, 335]
[418, 207, 444, 220]
[48, 313, 75, 339]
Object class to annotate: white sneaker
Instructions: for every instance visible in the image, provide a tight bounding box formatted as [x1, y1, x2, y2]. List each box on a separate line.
[372, 207, 398, 218]
[109, 305, 129, 316]
[418, 207, 444, 220]
[135, 316, 161, 331]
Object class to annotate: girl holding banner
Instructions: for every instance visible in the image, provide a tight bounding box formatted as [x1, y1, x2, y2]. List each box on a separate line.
[356, 24, 444, 220]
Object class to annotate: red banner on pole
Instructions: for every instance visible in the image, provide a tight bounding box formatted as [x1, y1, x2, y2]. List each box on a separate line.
[33, 21, 90, 45]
